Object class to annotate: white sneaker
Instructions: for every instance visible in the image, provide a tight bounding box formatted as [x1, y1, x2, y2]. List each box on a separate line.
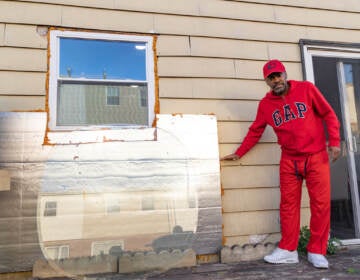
[264, 247, 299, 264]
[307, 252, 329, 268]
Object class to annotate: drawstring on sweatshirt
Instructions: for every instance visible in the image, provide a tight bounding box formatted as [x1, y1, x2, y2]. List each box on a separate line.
[293, 158, 308, 180]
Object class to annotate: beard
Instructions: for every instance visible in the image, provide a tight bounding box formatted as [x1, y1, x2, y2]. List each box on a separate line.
[272, 82, 288, 96]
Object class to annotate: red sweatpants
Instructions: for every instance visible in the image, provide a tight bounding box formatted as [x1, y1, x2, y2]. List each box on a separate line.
[278, 150, 331, 255]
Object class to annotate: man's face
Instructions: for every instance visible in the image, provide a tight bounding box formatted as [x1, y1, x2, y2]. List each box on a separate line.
[265, 72, 288, 96]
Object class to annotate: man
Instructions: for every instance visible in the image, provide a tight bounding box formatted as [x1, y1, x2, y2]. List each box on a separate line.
[221, 59, 341, 269]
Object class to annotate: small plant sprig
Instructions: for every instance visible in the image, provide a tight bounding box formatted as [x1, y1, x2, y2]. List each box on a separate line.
[297, 225, 342, 255]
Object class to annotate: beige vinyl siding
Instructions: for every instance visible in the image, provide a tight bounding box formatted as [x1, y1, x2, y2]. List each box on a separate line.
[228, 0, 360, 13]
[0, 72, 46, 96]
[221, 166, 279, 189]
[158, 57, 302, 80]
[220, 143, 281, 165]
[217, 123, 276, 143]
[0, 48, 46, 71]
[160, 99, 259, 121]
[159, 78, 268, 99]
[0, 96, 45, 111]
[4, 24, 47, 48]
[223, 208, 311, 237]
[222, 188, 310, 212]
[1, 0, 360, 248]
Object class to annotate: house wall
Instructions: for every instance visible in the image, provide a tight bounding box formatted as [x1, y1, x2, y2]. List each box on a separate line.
[1, 0, 360, 257]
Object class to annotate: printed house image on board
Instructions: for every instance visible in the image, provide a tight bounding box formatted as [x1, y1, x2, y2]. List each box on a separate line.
[1, 0, 360, 278]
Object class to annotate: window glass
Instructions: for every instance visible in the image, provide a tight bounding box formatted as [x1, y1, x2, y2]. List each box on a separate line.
[106, 86, 120, 106]
[59, 38, 146, 80]
[106, 198, 121, 213]
[44, 201, 57, 217]
[92, 240, 123, 256]
[57, 82, 148, 126]
[45, 245, 69, 260]
[141, 196, 154, 211]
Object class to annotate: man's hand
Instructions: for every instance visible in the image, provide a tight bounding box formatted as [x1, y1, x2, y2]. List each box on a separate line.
[328, 146, 341, 162]
[221, 153, 240, 161]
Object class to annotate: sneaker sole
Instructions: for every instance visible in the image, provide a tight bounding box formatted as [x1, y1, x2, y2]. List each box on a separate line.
[313, 264, 329, 269]
[264, 258, 299, 264]
[308, 261, 329, 269]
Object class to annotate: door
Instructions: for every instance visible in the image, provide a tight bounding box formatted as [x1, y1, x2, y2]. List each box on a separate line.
[312, 56, 360, 239]
[336, 60, 360, 238]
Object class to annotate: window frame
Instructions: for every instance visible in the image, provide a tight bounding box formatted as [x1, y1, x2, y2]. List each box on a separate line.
[44, 245, 69, 260]
[105, 86, 121, 106]
[91, 240, 124, 256]
[300, 40, 360, 82]
[48, 29, 155, 131]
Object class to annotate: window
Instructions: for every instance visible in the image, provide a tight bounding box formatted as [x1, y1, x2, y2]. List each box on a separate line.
[106, 197, 121, 214]
[44, 201, 57, 217]
[141, 196, 154, 211]
[91, 240, 124, 256]
[106, 86, 120, 106]
[48, 30, 155, 130]
[45, 245, 69, 260]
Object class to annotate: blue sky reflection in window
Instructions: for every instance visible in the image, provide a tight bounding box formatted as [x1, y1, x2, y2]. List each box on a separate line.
[59, 38, 146, 81]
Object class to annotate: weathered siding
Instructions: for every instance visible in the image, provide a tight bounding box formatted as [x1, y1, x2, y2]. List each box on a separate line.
[1, 0, 360, 252]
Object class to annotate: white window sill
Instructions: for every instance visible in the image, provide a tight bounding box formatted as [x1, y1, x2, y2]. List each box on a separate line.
[46, 127, 156, 145]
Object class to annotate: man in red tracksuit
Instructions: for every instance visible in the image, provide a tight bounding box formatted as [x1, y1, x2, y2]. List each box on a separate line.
[222, 59, 341, 268]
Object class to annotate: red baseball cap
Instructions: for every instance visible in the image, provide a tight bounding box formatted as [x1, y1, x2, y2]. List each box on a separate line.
[263, 59, 286, 79]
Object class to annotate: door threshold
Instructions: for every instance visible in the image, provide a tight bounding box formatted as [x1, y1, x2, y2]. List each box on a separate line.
[340, 238, 360, 246]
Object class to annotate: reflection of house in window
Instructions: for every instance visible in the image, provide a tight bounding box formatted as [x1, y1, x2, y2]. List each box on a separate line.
[142, 196, 154, 211]
[91, 240, 124, 256]
[188, 195, 196, 208]
[140, 87, 148, 107]
[45, 245, 69, 260]
[106, 86, 120, 105]
[106, 198, 121, 214]
[44, 201, 57, 216]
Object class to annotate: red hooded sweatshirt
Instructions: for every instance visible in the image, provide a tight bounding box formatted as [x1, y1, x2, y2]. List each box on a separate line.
[235, 80, 340, 160]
